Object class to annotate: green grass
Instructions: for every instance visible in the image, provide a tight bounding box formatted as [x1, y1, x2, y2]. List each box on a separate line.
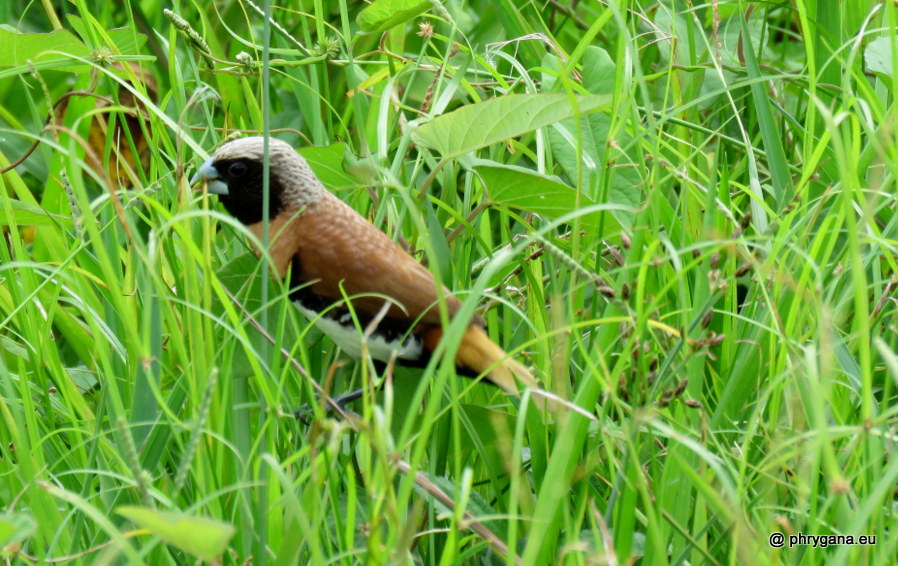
[1, 0, 897, 564]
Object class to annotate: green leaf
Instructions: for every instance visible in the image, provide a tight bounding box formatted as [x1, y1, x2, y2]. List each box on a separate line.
[116, 506, 235, 562]
[0, 513, 36, 553]
[739, 13, 792, 208]
[0, 27, 90, 71]
[412, 470, 500, 523]
[542, 48, 640, 228]
[411, 94, 612, 159]
[457, 404, 518, 483]
[215, 251, 266, 381]
[0, 335, 29, 361]
[0, 199, 73, 227]
[217, 251, 265, 318]
[580, 44, 616, 95]
[215, 251, 313, 378]
[0, 22, 147, 78]
[865, 37, 895, 78]
[474, 162, 611, 231]
[357, 0, 432, 33]
[652, 6, 693, 66]
[298, 143, 368, 191]
[65, 15, 146, 55]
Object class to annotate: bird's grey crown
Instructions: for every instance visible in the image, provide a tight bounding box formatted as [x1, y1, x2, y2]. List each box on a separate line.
[211, 136, 328, 211]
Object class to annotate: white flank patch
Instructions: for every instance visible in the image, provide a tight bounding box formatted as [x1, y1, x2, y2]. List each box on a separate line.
[294, 302, 423, 362]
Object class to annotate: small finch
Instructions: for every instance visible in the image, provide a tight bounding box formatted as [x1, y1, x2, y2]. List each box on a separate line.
[192, 137, 537, 396]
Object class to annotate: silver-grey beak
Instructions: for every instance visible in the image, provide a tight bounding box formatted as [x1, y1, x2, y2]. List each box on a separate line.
[191, 158, 230, 196]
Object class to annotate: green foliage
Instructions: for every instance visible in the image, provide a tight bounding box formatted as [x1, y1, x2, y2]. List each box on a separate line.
[1, 0, 897, 564]
[116, 506, 236, 562]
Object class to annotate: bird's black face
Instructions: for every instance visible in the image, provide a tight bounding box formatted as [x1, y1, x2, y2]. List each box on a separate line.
[195, 157, 285, 226]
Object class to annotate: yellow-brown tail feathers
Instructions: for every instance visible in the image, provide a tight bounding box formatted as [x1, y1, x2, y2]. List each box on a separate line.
[455, 325, 538, 395]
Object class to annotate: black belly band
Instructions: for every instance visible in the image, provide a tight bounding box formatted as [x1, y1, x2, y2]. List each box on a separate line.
[288, 255, 424, 357]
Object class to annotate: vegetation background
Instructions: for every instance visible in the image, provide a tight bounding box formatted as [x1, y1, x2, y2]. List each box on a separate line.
[1, 0, 896, 563]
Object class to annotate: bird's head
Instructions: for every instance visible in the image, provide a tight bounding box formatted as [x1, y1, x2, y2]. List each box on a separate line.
[191, 136, 327, 225]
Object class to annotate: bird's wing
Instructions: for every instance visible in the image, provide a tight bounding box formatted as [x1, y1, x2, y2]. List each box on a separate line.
[271, 195, 465, 326]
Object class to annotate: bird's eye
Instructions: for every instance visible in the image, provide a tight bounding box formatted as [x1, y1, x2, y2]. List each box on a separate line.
[228, 162, 248, 178]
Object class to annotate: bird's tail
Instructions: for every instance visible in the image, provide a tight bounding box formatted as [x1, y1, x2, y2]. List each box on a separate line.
[455, 325, 538, 395]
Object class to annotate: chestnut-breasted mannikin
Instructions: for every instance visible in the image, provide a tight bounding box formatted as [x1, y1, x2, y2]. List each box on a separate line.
[193, 137, 536, 396]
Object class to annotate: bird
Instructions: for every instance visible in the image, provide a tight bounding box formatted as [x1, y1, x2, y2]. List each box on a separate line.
[191, 136, 538, 397]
